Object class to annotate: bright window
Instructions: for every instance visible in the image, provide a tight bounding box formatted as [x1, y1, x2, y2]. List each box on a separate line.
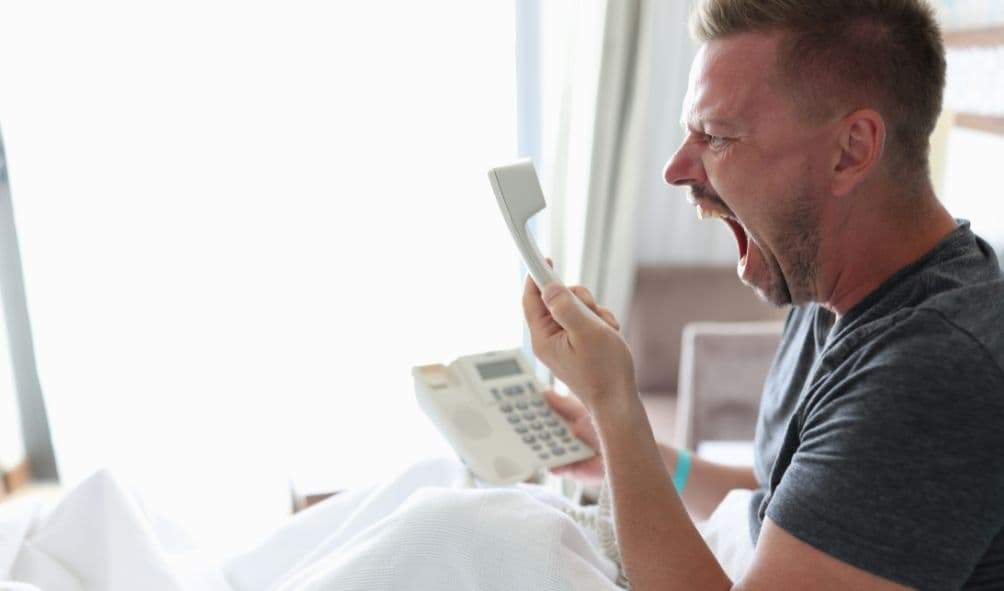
[0, 1, 522, 556]
[942, 126, 1004, 252]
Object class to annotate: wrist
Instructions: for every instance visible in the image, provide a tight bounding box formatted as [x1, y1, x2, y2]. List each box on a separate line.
[589, 382, 644, 427]
[671, 448, 692, 493]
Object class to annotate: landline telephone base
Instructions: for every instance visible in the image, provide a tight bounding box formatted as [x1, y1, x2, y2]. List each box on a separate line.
[413, 348, 597, 485]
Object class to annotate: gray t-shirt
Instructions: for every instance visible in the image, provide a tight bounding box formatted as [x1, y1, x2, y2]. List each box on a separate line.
[749, 221, 1004, 590]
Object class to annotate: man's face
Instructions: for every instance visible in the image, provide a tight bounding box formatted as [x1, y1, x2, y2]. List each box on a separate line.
[664, 33, 833, 306]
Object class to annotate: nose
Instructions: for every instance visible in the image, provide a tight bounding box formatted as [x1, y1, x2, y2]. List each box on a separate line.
[663, 141, 704, 188]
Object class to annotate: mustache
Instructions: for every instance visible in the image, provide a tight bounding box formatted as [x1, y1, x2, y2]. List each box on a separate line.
[690, 185, 731, 213]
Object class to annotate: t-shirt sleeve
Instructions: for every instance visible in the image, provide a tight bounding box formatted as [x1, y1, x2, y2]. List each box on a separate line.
[765, 313, 1004, 590]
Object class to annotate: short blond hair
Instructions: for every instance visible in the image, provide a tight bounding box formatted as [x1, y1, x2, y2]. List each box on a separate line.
[691, 0, 945, 175]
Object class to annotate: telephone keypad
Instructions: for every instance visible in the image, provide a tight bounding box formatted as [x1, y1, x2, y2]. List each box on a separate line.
[491, 378, 590, 468]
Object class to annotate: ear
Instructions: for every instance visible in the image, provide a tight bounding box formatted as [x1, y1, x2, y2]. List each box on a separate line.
[831, 109, 885, 197]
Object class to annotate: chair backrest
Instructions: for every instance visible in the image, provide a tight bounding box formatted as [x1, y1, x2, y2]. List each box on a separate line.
[627, 266, 786, 395]
[0, 128, 59, 481]
[674, 321, 783, 451]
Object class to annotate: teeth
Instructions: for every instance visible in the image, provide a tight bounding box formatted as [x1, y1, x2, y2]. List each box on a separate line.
[696, 206, 726, 220]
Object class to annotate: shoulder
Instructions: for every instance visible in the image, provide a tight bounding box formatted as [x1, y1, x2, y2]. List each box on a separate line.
[827, 305, 1004, 388]
[806, 308, 1004, 437]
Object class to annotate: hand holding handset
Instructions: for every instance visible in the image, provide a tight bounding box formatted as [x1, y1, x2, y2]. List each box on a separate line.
[413, 349, 595, 485]
[487, 160, 558, 290]
[411, 160, 597, 485]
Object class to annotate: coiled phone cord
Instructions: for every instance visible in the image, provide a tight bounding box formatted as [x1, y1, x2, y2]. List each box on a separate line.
[562, 476, 629, 589]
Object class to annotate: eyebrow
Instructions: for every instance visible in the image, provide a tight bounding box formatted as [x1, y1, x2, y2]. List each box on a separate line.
[680, 117, 741, 134]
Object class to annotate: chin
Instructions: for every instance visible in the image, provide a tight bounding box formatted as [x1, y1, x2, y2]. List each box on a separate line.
[743, 275, 793, 308]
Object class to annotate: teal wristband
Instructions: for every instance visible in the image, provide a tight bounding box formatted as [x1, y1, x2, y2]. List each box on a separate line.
[672, 449, 692, 493]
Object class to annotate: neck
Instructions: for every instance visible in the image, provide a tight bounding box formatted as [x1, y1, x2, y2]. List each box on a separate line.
[815, 181, 958, 318]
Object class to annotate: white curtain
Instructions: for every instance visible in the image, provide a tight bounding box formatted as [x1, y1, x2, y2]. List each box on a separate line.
[0, 1, 524, 557]
[531, 0, 735, 327]
[630, 1, 738, 268]
[0, 286, 24, 473]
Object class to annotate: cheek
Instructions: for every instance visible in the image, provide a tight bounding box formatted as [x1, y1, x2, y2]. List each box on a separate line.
[703, 146, 766, 193]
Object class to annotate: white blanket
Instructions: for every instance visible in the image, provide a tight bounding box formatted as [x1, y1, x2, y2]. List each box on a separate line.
[0, 458, 754, 590]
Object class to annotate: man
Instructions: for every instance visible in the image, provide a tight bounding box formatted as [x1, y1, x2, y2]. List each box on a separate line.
[526, 0, 1004, 589]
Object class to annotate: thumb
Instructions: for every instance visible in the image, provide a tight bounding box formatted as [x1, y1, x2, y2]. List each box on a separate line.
[541, 282, 596, 334]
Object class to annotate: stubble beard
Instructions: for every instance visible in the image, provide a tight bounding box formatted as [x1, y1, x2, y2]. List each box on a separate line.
[762, 183, 821, 307]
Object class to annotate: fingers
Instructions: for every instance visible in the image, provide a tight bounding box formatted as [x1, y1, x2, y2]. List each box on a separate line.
[570, 285, 621, 331]
[597, 308, 620, 331]
[522, 275, 560, 339]
[569, 285, 597, 308]
[541, 282, 601, 334]
[543, 389, 587, 422]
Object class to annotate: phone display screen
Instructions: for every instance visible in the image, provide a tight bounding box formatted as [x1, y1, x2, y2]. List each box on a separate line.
[476, 359, 522, 380]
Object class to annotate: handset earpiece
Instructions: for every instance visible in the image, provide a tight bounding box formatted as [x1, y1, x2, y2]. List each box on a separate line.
[488, 160, 560, 290]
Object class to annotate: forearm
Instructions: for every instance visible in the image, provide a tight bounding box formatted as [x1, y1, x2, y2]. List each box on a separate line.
[657, 443, 758, 521]
[594, 391, 732, 591]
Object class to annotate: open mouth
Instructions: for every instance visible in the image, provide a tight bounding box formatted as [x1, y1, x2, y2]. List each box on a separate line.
[724, 216, 749, 262]
[696, 204, 749, 266]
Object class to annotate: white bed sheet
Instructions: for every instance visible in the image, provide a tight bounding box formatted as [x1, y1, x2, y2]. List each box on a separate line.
[0, 458, 754, 590]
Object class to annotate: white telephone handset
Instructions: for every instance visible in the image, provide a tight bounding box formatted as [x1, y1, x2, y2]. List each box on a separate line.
[488, 160, 558, 290]
[413, 349, 596, 485]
